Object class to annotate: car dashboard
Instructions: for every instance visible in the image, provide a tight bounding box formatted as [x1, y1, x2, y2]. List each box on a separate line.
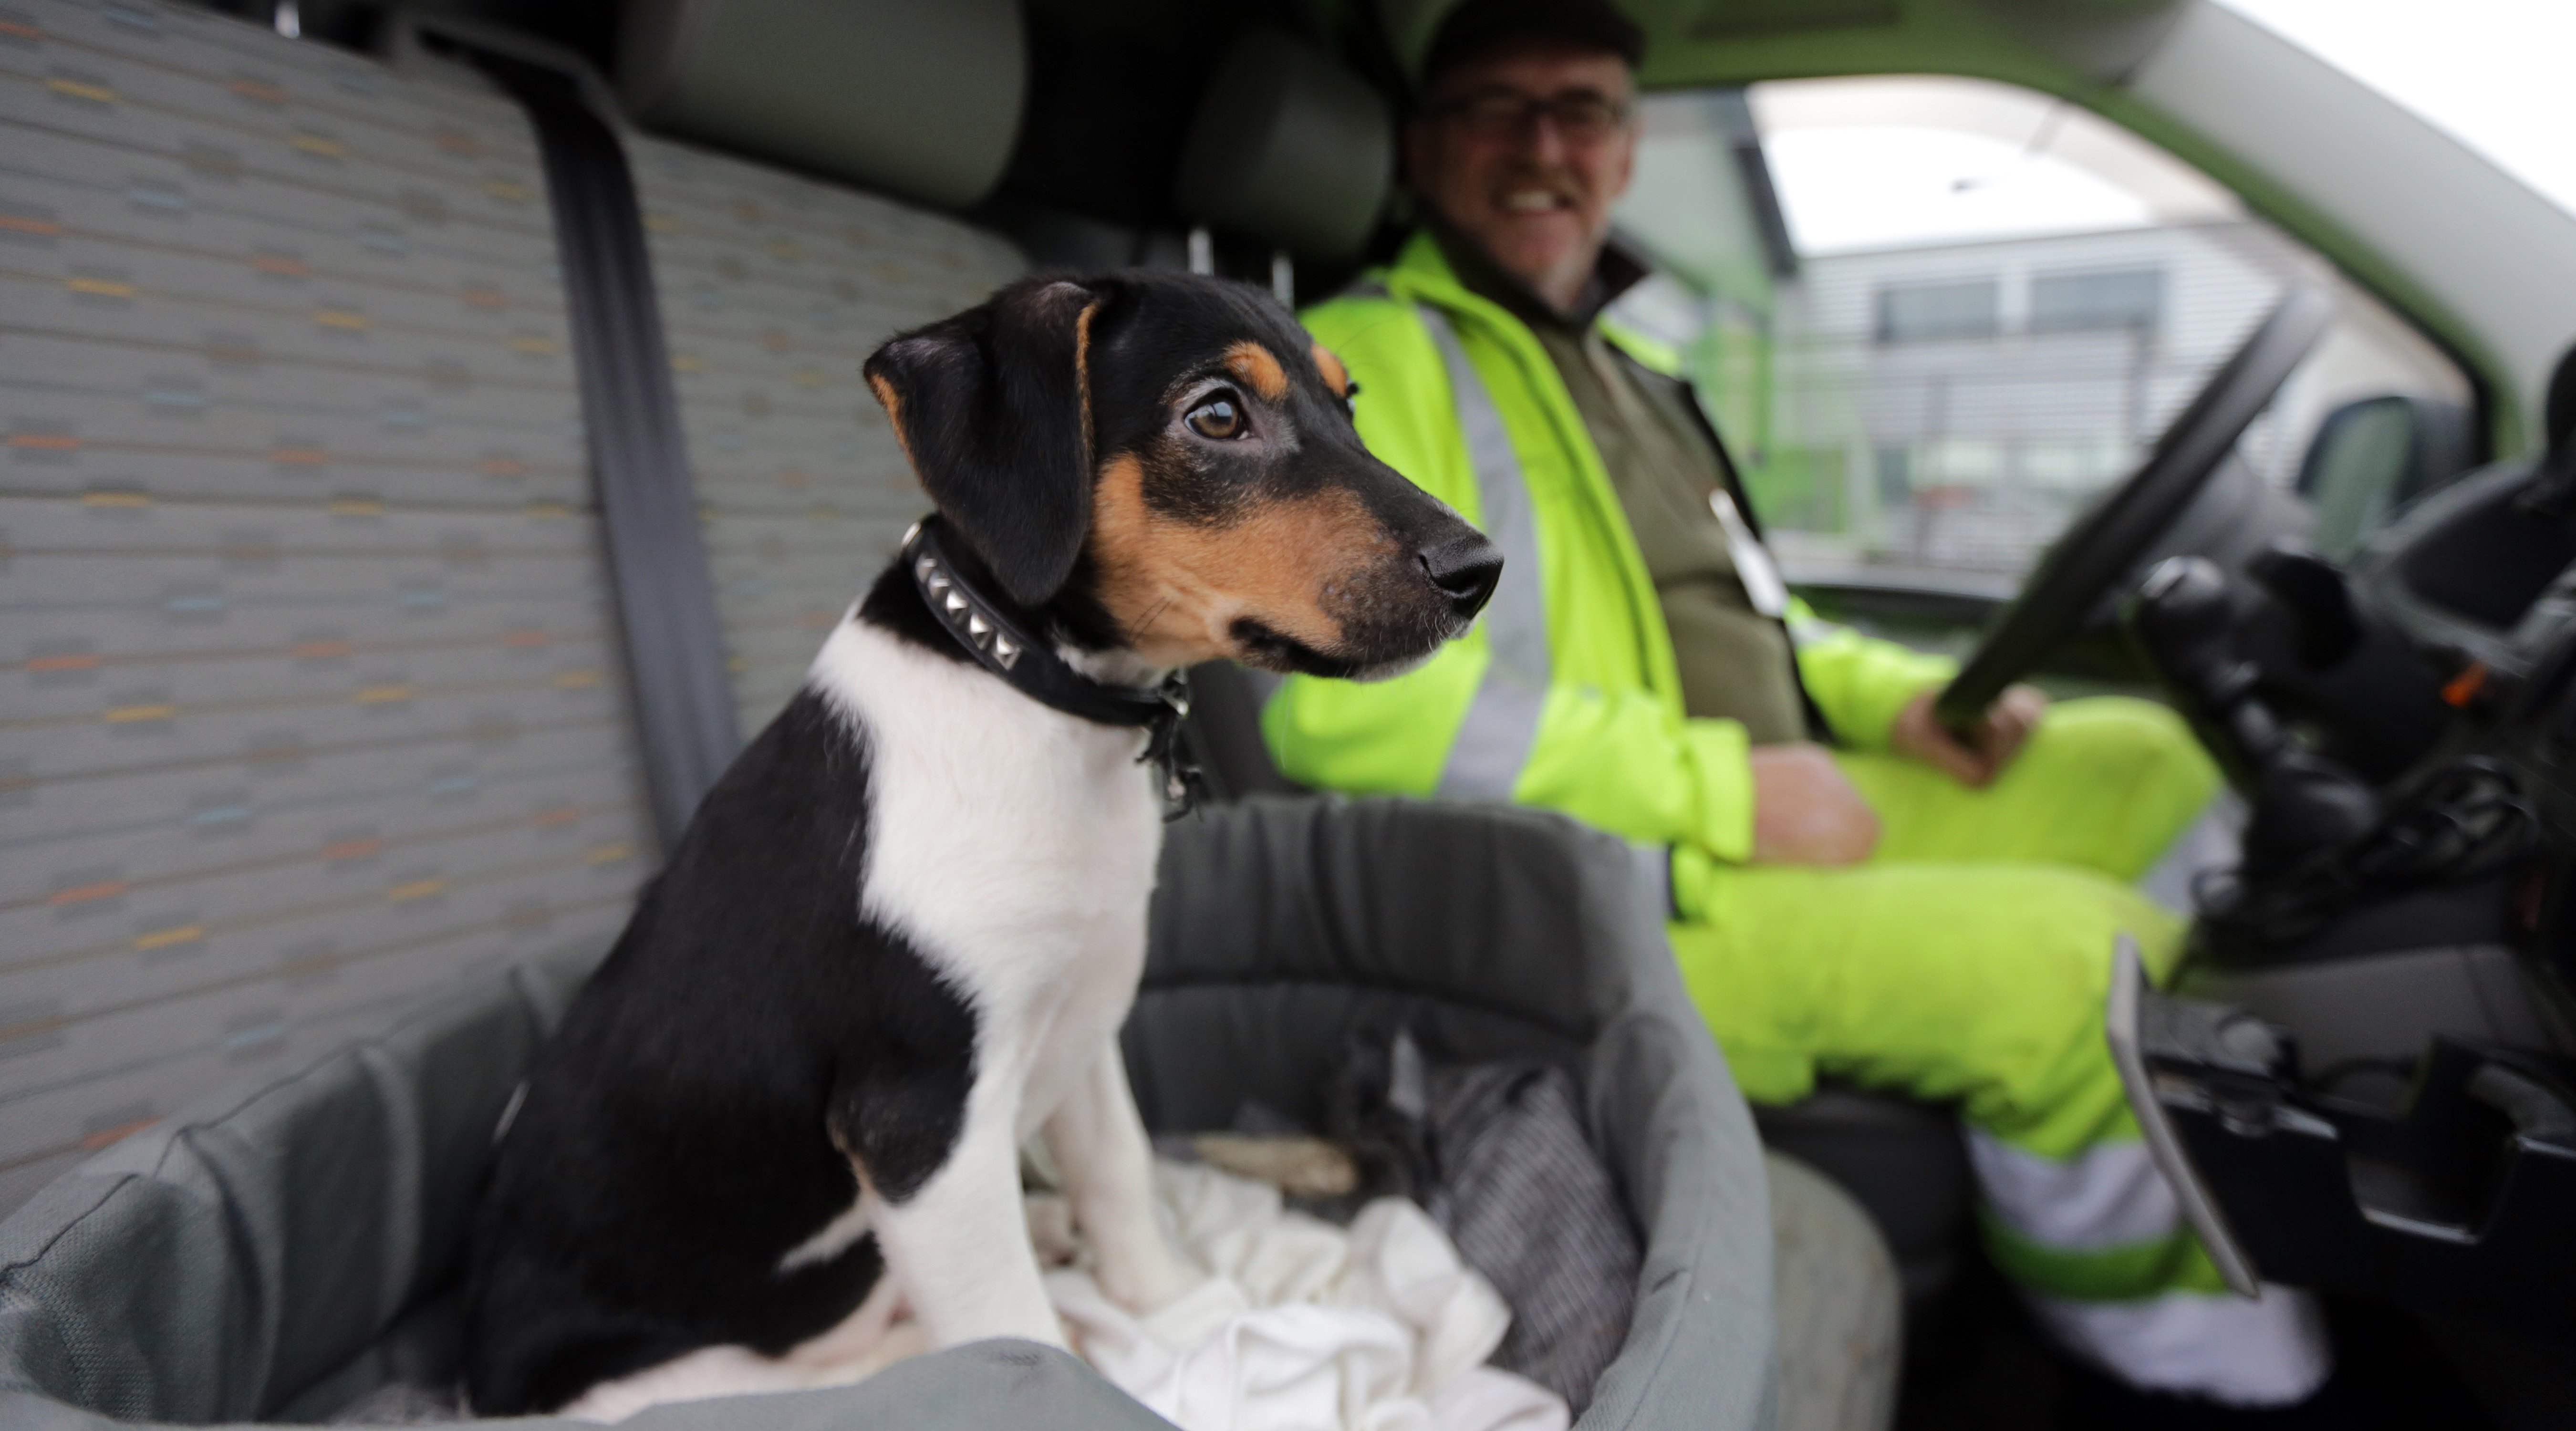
[2116, 438, 2576, 1341]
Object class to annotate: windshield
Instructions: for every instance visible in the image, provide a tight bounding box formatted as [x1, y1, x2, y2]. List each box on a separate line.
[1611, 76, 2472, 595]
[2218, 0, 2576, 221]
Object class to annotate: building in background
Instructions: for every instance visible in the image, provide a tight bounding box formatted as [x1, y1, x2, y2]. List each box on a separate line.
[1761, 218, 2293, 590]
[1613, 76, 2470, 595]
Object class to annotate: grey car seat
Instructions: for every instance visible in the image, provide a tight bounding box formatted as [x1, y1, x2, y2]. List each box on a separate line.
[0, 0, 660, 1215]
[0, 798, 1784, 1431]
[1184, 652, 1971, 1305]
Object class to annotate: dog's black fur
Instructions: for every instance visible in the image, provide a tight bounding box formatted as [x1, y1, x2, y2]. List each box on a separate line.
[463, 271, 1497, 1415]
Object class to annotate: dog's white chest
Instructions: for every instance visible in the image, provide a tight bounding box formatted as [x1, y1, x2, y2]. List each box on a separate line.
[810, 620, 1164, 1115]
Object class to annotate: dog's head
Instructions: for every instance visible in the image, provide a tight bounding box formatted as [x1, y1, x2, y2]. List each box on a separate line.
[862, 272, 1500, 678]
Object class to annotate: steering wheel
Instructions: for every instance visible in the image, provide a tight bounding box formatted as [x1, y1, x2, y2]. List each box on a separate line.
[1933, 288, 2337, 731]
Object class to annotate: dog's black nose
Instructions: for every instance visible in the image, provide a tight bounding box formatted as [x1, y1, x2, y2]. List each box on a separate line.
[1418, 533, 1503, 621]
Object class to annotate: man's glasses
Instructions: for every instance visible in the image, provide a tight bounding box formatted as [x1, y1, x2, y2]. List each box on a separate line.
[1428, 90, 1634, 145]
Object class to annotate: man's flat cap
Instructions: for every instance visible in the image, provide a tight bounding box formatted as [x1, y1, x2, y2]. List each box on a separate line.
[1422, 0, 1647, 86]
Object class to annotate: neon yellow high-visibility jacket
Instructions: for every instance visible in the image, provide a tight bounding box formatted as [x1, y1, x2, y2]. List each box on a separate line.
[1267, 231, 1952, 862]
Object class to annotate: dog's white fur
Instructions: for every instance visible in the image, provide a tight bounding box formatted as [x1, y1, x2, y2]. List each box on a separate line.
[565, 614, 1194, 1420]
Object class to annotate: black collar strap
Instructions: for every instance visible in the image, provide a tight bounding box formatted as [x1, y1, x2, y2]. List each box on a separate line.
[900, 517, 1202, 815]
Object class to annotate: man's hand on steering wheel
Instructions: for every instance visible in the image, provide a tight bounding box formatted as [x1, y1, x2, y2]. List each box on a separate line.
[1892, 684, 2049, 788]
[1927, 290, 2331, 731]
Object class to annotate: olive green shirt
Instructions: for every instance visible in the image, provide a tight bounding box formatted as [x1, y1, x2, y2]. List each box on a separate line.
[1440, 231, 1809, 744]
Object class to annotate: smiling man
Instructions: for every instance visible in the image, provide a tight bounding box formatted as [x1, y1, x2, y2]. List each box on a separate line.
[1272, 0, 2342, 1423]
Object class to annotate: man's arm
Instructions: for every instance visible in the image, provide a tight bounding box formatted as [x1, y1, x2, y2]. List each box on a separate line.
[1791, 602, 2046, 786]
[1786, 600, 1956, 751]
[1264, 643, 1763, 862]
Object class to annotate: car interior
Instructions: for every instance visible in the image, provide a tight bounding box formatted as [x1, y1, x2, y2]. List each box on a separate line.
[5, 0, 2576, 1428]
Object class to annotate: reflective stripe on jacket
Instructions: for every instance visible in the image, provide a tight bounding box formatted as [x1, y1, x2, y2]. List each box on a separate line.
[1266, 230, 1953, 864]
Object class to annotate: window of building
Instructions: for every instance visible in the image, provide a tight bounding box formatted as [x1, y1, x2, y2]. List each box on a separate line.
[2021, 439, 2135, 490]
[1875, 279, 1999, 342]
[2029, 267, 2164, 335]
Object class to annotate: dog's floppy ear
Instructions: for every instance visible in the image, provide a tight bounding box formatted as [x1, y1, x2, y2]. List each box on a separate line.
[865, 278, 1109, 606]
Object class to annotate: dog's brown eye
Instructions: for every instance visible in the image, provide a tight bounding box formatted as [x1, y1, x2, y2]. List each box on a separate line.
[1186, 394, 1244, 440]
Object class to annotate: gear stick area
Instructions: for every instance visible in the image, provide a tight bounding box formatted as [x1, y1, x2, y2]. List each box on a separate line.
[2129, 553, 2387, 884]
[2108, 526, 2576, 1348]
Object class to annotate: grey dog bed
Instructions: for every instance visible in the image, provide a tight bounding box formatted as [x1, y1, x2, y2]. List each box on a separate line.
[0, 797, 1779, 1431]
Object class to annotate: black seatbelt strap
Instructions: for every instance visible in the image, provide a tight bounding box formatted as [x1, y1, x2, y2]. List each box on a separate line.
[458, 49, 741, 849]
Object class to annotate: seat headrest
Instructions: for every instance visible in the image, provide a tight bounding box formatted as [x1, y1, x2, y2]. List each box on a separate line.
[1172, 29, 1393, 262]
[618, 0, 1026, 211]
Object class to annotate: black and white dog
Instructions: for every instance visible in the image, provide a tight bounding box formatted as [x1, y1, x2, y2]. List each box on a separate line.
[463, 272, 1502, 1417]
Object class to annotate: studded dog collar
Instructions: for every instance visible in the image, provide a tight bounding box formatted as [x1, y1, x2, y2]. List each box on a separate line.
[900, 517, 1201, 814]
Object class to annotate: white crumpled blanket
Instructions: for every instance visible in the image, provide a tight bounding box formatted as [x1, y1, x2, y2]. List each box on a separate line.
[1032, 1160, 1570, 1431]
[559, 1160, 1572, 1429]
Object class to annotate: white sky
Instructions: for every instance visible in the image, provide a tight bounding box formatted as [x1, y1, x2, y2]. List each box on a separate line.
[1755, 2, 2576, 256]
[1752, 76, 2242, 255]
[2217, 0, 2576, 221]
[1762, 127, 2151, 254]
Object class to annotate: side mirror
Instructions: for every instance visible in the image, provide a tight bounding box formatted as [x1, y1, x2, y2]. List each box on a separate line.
[2296, 394, 2474, 558]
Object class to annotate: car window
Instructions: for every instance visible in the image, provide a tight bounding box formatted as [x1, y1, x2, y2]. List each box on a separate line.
[1609, 75, 2475, 593]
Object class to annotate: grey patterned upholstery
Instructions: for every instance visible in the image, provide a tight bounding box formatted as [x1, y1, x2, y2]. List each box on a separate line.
[0, 0, 654, 1214]
[0, 0, 1045, 1219]
[626, 137, 1023, 732]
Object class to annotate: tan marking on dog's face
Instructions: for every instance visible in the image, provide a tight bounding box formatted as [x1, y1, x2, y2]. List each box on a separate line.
[867, 373, 914, 469]
[1088, 453, 1394, 667]
[1223, 341, 1291, 403]
[1311, 344, 1350, 398]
